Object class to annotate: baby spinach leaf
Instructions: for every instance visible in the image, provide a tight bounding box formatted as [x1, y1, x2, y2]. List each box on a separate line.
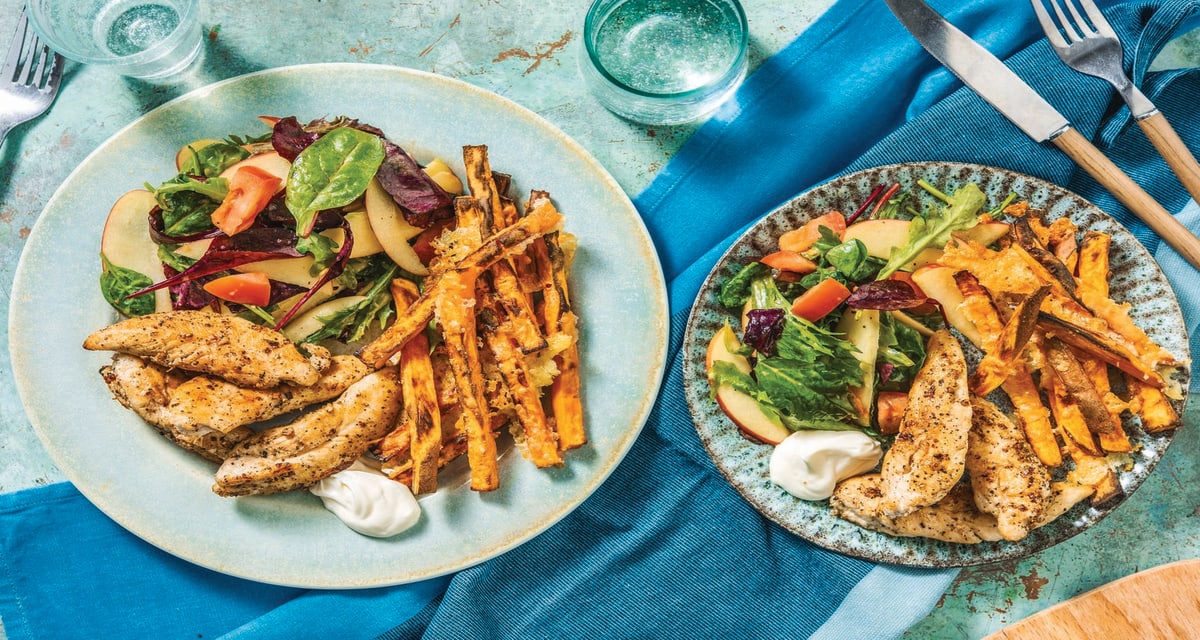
[179, 141, 250, 178]
[100, 254, 155, 317]
[286, 127, 385, 236]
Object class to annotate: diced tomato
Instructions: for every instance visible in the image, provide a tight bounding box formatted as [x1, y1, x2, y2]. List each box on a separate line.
[876, 391, 909, 434]
[203, 272, 272, 306]
[887, 271, 937, 315]
[210, 166, 282, 236]
[760, 250, 818, 274]
[412, 219, 455, 265]
[790, 277, 851, 322]
[778, 211, 847, 253]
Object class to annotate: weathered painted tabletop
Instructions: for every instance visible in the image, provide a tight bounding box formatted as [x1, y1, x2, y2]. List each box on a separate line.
[2, 2, 1198, 638]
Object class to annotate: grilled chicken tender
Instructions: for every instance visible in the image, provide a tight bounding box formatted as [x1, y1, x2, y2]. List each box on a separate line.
[84, 310, 321, 389]
[832, 474, 1002, 544]
[880, 330, 973, 517]
[966, 397, 1053, 541]
[166, 355, 370, 434]
[100, 354, 252, 462]
[213, 367, 404, 496]
[832, 475, 1095, 544]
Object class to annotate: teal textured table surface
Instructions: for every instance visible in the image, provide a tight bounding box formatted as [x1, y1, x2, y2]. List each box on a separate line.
[2, 2, 1199, 638]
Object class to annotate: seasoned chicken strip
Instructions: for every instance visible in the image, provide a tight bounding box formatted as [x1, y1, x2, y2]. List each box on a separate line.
[166, 355, 370, 433]
[100, 354, 252, 462]
[966, 397, 1052, 541]
[880, 330, 972, 517]
[213, 367, 404, 496]
[832, 474, 1002, 544]
[832, 475, 1093, 543]
[84, 310, 321, 388]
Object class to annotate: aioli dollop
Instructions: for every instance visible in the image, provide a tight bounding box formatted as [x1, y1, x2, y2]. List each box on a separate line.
[769, 430, 882, 501]
[310, 468, 420, 537]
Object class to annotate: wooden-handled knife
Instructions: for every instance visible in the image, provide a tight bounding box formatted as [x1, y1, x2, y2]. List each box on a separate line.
[884, 0, 1200, 271]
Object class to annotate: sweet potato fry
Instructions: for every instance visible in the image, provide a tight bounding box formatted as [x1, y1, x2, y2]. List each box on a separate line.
[527, 190, 585, 450]
[462, 145, 545, 353]
[1072, 232, 1133, 452]
[436, 267, 499, 491]
[477, 287, 562, 467]
[954, 272, 1061, 467]
[1128, 380, 1181, 433]
[1010, 217, 1076, 296]
[1060, 425, 1123, 507]
[391, 279, 442, 494]
[358, 202, 564, 368]
[1044, 338, 1117, 436]
[971, 284, 1048, 396]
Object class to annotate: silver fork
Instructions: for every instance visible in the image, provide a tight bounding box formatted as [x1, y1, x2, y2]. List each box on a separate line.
[1032, 0, 1200, 205]
[0, 10, 63, 148]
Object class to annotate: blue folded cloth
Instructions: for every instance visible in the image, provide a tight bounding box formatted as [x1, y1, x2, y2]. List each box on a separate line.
[3, 1, 1198, 638]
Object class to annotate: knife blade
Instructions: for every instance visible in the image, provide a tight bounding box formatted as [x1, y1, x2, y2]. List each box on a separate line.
[885, 0, 1200, 271]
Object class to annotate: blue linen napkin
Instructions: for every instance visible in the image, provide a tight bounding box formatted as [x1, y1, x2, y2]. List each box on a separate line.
[2, 1, 1198, 639]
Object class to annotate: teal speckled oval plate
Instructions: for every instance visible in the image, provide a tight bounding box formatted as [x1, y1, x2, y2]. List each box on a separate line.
[681, 162, 1190, 568]
[10, 63, 668, 588]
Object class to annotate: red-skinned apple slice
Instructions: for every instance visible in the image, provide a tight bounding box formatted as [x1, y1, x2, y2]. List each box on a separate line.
[705, 323, 790, 445]
[910, 264, 982, 347]
[100, 189, 172, 313]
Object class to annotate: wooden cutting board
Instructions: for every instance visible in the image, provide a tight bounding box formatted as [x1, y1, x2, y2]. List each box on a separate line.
[984, 559, 1200, 639]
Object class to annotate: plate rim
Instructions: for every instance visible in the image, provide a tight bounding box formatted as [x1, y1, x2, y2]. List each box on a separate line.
[681, 160, 1190, 568]
[9, 62, 670, 587]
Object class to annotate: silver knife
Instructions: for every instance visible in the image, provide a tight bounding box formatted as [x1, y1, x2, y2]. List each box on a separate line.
[884, 0, 1200, 270]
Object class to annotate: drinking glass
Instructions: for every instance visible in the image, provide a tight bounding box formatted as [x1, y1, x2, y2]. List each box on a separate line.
[25, 0, 202, 80]
[581, 0, 749, 125]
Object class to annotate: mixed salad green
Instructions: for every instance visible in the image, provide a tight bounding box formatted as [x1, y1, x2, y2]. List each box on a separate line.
[710, 180, 1014, 435]
[99, 116, 455, 345]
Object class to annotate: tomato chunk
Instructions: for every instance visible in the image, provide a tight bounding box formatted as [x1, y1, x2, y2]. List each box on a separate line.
[790, 277, 851, 322]
[760, 250, 818, 274]
[203, 272, 272, 306]
[876, 391, 909, 434]
[778, 211, 847, 253]
[210, 165, 282, 236]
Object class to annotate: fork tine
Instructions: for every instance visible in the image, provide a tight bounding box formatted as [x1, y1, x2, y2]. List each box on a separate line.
[1076, 0, 1118, 38]
[3, 10, 30, 82]
[25, 40, 50, 89]
[1050, 0, 1085, 42]
[1031, 0, 1070, 49]
[1063, 0, 1097, 37]
[44, 52, 63, 94]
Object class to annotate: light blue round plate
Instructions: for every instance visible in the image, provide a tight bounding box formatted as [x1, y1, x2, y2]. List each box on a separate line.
[682, 162, 1189, 567]
[10, 63, 668, 588]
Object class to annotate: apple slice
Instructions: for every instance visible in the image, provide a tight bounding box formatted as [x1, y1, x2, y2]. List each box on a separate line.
[706, 324, 790, 445]
[910, 264, 982, 347]
[321, 210, 384, 259]
[364, 177, 429, 276]
[234, 256, 319, 287]
[836, 309, 880, 427]
[100, 189, 172, 313]
[282, 295, 367, 342]
[954, 221, 1009, 246]
[842, 219, 942, 270]
[219, 151, 291, 191]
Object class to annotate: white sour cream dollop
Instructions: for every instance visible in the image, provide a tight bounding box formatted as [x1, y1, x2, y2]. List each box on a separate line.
[769, 430, 882, 501]
[310, 468, 420, 537]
